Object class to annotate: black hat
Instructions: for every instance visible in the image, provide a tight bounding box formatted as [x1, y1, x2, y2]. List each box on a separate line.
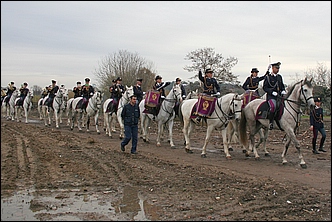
[23, 82, 28, 86]
[155, 75, 162, 80]
[112, 79, 116, 83]
[137, 78, 143, 82]
[251, 68, 259, 73]
[176, 77, 181, 82]
[271, 62, 281, 67]
[52, 79, 56, 83]
[10, 81, 14, 85]
[85, 78, 90, 82]
[314, 97, 322, 102]
[205, 68, 214, 74]
[116, 77, 122, 81]
[77, 81, 81, 84]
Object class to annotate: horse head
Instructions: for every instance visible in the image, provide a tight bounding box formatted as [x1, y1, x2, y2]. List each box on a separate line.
[229, 93, 243, 121]
[171, 83, 183, 103]
[94, 91, 103, 109]
[123, 85, 134, 101]
[286, 77, 315, 109]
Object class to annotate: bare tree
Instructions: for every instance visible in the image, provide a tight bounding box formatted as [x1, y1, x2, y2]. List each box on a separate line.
[94, 50, 156, 97]
[305, 62, 331, 114]
[183, 47, 239, 84]
[31, 85, 42, 96]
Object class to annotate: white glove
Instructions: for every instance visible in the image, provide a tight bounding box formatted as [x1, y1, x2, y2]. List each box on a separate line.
[161, 95, 165, 99]
[182, 95, 186, 98]
[267, 64, 272, 70]
[216, 92, 220, 96]
[281, 90, 287, 95]
[143, 92, 146, 95]
[90, 92, 93, 95]
[272, 91, 277, 96]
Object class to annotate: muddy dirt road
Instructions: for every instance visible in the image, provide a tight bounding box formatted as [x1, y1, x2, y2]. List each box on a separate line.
[1, 109, 331, 221]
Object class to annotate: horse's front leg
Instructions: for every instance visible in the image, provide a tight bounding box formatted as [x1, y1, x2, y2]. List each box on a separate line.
[222, 128, 232, 159]
[104, 113, 112, 137]
[118, 115, 125, 140]
[54, 110, 60, 128]
[86, 115, 90, 132]
[183, 118, 192, 153]
[201, 125, 214, 158]
[77, 111, 83, 131]
[15, 107, 20, 122]
[168, 120, 175, 148]
[156, 121, 164, 147]
[259, 128, 270, 156]
[24, 108, 29, 124]
[94, 113, 100, 134]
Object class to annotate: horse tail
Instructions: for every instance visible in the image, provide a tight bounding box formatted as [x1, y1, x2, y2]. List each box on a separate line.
[239, 111, 248, 147]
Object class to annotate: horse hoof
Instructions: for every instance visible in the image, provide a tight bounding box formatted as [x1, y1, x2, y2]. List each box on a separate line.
[255, 157, 260, 161]
[245, 153, 250, 157]
[226, 156, 232, 159]
[185, 149, 193, 154]
[265, 153, 270, 157]
[228, 147, 233, 151]
[97, 132, 100, 134]
[242, 149, 247, 153]
[300, 164, 307, 169]
[171, 146, 176, 149]
[200, 153, 206, 157]
[157, 144, 161, 147]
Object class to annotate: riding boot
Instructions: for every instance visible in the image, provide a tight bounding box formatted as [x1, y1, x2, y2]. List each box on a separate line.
[318, 139, 327, 152]
[312, 140, 320, 154]
[192, 116, 201, 125]
[268, 112, 274, 130]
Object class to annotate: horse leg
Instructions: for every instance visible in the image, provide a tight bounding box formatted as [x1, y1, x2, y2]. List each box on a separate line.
[24, 108, 28, 123]
[260, 128, 270, 156]
[111, 113, 117, 133]
[168, 120, 176, 148]
[55, 110, 59, 128]
[201, 125, 214, 158]
[183, 118, 191, 152]
[95, 113, 100, 134]
[77, 111, 83, 131]
[156, 121, 164, 147]
[104, 113, 112, 137]
[86, 115, 90, 132]
[70, 111, 75, 130]
[222, 128, 232, 159]
[283, 130, 306, 168]
[281, 135, 291, 165]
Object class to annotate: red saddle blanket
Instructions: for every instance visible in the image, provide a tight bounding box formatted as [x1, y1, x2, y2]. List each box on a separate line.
[193, 95, 216, 118]
[242, 90, 260, 109]
[145, 90, 160, 108]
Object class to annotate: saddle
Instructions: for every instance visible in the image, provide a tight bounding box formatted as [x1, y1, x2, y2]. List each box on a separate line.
[193, 94, 216, 118]
[105, 99, 118, 113]
[255, 99, 285, 129]
[242, 90, 260, 109]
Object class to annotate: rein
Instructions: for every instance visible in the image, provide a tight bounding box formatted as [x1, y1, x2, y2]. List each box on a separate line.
[159, 87, 181, 123]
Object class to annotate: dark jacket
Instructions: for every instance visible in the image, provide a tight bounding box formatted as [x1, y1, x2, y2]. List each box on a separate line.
[110, 84, 125, 100]
[82, 85, 95, 99]
[198, 70, 220, 95]
[179, 84, 186, 98]
[121, 102, 140, 126]
[6, 86, 16, 96]
[73, 87, 83, 98]
[153, 81, 170, 97]
[133, 85, 144, 102]
[263, 74, 285, 101]
[19, 88, 29, 98]
[242, 76, 265, 91]
[48, 85, 59, 99]
[310, 106, 324, 129]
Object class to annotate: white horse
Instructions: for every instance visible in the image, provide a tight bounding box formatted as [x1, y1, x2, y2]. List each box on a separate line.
[2, 90, 19, 120]
[239, 78, 315, 168]
[69, 91, 103, 133]
[139, 83, 183, 148]
[52, 87, 68, 128]
[179, 92, 243, 158]
[103, 85, 134, 138]
[14, 90, 34, 123]
[37, 97, 45, 120]
[226, 91, 270, 156]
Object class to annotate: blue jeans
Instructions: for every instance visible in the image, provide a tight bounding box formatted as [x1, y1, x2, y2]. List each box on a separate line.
[313, 127, 326, 149]
[121, 125, 138, 153]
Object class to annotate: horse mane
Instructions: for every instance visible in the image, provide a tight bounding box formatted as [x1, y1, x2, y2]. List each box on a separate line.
[285, 77, 312, 98]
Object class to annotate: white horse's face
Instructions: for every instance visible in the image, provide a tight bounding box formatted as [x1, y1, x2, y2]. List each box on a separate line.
[172, 84, 182, 103]
[229, 95, 242, 121]
[300, 78, 315, 109]
[95, 92, 102, 109]
[124, 86, 134, 99]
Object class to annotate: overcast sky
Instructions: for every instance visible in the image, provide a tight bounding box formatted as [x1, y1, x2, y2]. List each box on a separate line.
[1, 1, 331, 89]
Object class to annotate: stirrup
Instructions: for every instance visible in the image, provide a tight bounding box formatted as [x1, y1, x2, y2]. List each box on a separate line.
[269, 123, 273, 130]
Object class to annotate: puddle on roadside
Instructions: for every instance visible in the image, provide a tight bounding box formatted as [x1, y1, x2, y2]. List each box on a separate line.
[1, 185, 160, 221]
